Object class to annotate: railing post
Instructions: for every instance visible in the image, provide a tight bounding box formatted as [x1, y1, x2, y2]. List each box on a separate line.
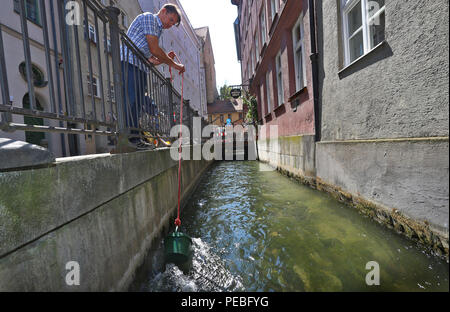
[166, 78, 175, 130]
[185, 100, 192, 144]
[105, 6, 128, 152]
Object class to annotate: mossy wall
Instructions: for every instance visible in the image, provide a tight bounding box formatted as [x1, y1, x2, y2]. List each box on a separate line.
[0, 148, 212, 291]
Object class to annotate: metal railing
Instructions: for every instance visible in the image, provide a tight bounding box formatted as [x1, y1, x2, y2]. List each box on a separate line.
[0, 0, 208, 155]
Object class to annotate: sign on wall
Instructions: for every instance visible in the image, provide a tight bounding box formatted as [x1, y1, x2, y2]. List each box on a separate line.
[230, 88, 242, 99]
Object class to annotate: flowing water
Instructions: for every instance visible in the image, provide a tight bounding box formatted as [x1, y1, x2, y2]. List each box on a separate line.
[133, 161, 449, 292]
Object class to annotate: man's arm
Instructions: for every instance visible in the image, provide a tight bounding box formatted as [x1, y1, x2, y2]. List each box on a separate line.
[146, 35, 185, 73]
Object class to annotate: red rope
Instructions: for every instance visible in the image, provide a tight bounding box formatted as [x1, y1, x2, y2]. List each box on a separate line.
[169, 53, 183, 229]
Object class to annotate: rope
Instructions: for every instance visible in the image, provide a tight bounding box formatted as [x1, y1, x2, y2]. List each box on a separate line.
[169, 53, 183, 229]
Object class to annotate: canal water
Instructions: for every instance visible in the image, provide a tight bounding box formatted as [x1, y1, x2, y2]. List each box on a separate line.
[132, 161, 449, 292]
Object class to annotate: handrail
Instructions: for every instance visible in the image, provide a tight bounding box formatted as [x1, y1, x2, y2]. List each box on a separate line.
[0, 0, 206, 156]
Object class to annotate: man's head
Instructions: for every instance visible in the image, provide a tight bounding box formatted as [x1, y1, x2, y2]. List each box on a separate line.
[158, 4, 181, 29]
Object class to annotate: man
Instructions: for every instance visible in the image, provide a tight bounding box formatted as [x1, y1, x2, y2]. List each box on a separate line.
[121, 4, 185, 148]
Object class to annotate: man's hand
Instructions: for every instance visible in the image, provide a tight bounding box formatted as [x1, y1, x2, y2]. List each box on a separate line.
[148, 56, 162, 65]
[175, 63, 185, 75]
[168, 51, 176, 60]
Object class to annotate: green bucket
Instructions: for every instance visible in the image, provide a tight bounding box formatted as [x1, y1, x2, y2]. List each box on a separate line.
[164, 231, 193, 265]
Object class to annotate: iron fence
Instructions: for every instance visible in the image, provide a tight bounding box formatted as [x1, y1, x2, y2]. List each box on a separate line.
[0, 0, 207, 155]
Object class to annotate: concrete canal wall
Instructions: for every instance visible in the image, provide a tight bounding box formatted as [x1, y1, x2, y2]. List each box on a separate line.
[257, 135, 449, 258]
[257, 135, 316, 184]
[0, 147, 212, 291]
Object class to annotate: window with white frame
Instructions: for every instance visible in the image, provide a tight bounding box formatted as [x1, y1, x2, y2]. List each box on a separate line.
[292, 14, 306, 91]
[106, 38, 111, 53]
[259, 6, 267, 46]
[88, 23, 97, 43]
[258, 83, 263, 116]
[13, 0, 41, 25]
[266, 70, 272, 114]
[252, 45, 257, 74]
[248, 51, 253, 79]
[255, 32, 259, 61]
[270, 0, 279, 21]
[87, 75, 100, 98]
[341, 0, 385, 65]
[275, 52, 284, 106]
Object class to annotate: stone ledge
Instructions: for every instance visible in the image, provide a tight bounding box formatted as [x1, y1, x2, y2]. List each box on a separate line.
[0, 138, 55, 170]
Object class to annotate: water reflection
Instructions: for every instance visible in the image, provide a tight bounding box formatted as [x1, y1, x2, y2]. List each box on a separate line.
[140, 162, 449, 292]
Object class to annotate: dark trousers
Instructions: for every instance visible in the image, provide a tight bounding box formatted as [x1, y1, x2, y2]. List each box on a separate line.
[121, 62, 147, 138]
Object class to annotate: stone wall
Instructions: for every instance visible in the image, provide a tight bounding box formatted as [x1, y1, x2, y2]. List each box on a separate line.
[0, 148, 212, 291]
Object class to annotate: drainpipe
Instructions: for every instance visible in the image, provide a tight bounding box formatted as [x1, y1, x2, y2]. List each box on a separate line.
[309, 0, 321, 142]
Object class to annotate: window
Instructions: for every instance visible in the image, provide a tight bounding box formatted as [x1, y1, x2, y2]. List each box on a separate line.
[255, 32, 259, 61]
[275, 52, 284, 106]
[88, 24, 97, 43]
[368, 0, 385, 48]
[248, 52, 253, 79]
[252, 45, 257, 74]
[84, 23, 97, 43]
[106, 38, 112, 53]
[270, 0, 279, 21]
[19, 62, 47, 88]
[265, 71, 272, 114]
[87, 75, 100, 98]
[342, 0, 385, 65]
[259, 84, 264, 116]
[292, 14, 306, 91]
[108, 84, 115, 102]
[259, 7, 267, 46]
[13, 0, 41, 25]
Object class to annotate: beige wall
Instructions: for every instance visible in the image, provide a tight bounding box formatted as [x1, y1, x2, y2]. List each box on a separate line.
[0, 0, 67, 157]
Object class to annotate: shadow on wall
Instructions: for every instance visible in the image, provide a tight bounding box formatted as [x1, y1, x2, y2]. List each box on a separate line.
[338, 41, 394, 80]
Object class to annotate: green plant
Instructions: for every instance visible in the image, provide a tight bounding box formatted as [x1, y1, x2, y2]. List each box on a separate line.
[219, 84, 232, 100]
[243, 94, 258, 125]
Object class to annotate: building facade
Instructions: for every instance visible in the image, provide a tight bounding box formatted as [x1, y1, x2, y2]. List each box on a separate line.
[1, 0, 68, 156]
[0, 0, 144, 157]
[195, 26, 219, 107]
[233, 0, 449, 255]
[232, 0, 316, 175]
[1, 0, 217, 157]
[316, 0, 449, 253]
